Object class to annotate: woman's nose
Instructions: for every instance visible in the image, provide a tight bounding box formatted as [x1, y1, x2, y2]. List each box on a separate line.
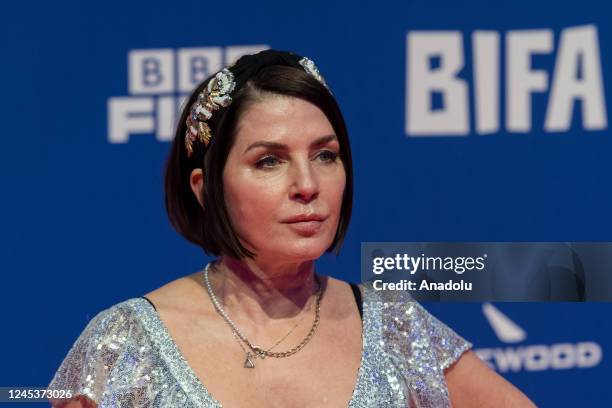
[289, 161, 319, 203]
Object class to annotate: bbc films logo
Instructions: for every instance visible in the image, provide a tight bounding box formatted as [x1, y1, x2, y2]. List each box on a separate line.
[475, 304, 602, 373]
[406, 24, 608, 135]
[107, 45, 268, 144]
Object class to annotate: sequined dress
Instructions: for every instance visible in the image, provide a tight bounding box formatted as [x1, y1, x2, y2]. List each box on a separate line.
[48, 284, 471, 407]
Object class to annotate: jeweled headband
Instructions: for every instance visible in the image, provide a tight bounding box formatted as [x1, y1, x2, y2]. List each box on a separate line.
[184, 49, 329, 158]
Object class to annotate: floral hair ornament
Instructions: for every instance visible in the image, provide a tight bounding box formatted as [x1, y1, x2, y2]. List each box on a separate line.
[184, 50, 329, 158]
[184, 68, 236, 157]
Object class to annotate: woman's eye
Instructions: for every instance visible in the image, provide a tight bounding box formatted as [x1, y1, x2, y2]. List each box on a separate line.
[255, 155, 281, 168]
[255, 151, 340, 169]
[317, 150, 340, 163]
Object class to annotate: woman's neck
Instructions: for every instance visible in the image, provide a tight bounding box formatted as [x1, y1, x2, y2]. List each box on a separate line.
[208, 256, 322, 326]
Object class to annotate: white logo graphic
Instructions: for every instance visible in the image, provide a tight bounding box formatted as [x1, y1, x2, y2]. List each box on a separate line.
[482, 303, 526, 343]
[107, 45, 269, 144]
[406, 25, 608, 136]
[476, 303, 602, 372]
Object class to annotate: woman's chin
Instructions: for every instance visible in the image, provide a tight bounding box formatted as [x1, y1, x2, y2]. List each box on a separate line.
[265, 241, 330, 262]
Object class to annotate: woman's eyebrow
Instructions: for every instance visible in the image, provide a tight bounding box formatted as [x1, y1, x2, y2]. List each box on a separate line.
[243, 134, 338, 154]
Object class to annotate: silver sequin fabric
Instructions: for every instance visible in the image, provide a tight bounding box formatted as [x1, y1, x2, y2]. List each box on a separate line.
[48, 285, 471, 407]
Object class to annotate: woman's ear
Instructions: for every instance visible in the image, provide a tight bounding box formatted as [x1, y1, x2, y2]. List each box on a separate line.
[189, 168, 205, 208]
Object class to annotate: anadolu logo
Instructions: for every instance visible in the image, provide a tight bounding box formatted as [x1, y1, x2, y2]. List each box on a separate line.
[107, 45, 268, 144]
[474, 303, 602, 372]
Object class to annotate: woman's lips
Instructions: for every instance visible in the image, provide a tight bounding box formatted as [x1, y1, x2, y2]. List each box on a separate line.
[285, 219, 324, 236]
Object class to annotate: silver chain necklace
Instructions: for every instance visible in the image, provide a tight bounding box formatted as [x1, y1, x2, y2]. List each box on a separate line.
[203, 262, 322, 368]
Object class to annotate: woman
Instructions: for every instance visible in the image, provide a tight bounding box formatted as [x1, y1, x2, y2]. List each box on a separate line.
[49, 50, 535, 407]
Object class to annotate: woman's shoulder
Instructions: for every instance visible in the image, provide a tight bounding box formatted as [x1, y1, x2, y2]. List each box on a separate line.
[143, 271, 211, 314]
[360, 283, 472, 370]
[47, 298, 153, 406]
[60, 297, 149, 347]
[75, 297, 153, 337]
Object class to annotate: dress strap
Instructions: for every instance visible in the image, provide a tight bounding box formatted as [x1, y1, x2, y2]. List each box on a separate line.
[141, 296, 157, 311]
[349, 283, 363, 319]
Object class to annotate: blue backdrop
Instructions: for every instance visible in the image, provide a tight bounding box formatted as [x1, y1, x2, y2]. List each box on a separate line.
[2, 0, 610, 406]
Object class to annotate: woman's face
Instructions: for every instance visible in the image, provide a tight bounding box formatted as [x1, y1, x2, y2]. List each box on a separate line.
[222, 95, 346, 264]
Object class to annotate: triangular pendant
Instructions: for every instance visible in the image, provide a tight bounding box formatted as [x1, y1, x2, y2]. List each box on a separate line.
[244, 353, 256, 368]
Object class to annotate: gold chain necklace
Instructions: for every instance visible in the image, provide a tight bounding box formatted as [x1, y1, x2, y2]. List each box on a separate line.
[203, 263, 322, 368]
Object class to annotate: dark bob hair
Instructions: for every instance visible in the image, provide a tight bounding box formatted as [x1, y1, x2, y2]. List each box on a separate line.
[164, 63, 353, 259]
